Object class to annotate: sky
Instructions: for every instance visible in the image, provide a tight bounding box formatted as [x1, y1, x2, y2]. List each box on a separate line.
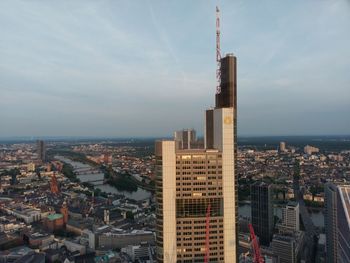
[0, 0, 349, 138]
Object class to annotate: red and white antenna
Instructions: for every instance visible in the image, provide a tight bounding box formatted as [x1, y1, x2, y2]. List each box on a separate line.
[216, 6, 222, 94]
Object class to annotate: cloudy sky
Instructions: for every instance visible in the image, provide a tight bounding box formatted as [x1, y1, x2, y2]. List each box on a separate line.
[0, 0, 349, 137]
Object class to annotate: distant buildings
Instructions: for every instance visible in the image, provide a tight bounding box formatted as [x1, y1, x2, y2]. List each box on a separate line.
[27, 162, 36, 172]
[324, 183, 350, 263]
[279, 142, 286, 152]
[304, 145, 319, 155]
[37, 140, 46, 162]
[86, 153, 112, 165]
[251, 181, 273, 246]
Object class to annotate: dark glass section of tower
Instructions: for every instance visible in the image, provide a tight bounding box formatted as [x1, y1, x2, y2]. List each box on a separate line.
[215, 54, 237, 109]
[205, 109, 214, 149]
[251, 182, 274, 246]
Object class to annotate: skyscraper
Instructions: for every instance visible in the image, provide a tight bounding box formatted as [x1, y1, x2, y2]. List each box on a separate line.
[281, 201, 300, 232]
[271, 232, 304, 263]
[155, 53, 238, 263]
[279, 141, 286, 152]
[37, 140, 46, 162]
[251, 181, 273, 246]
[324, 183, 350, 263]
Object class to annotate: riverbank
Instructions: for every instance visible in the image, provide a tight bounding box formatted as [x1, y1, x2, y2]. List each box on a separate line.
[127, 174, 155, 192]
[101, 165, 154, 192]
[61, 163, 79, 183]
[106, 174, 138, 192]
[51, 149, 98, 166]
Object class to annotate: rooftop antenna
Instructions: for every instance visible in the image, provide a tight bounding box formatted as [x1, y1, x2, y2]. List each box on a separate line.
[216, 6, 222, 94]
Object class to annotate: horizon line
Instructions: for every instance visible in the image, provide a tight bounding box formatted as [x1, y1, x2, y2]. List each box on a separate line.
[1, 134, 350, 141]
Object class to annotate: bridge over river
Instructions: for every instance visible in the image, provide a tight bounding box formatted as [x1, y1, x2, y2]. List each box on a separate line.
[55, 155, 152, 201]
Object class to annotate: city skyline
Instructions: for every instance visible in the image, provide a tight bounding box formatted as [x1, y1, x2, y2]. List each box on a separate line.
[1, 0, 350, 137]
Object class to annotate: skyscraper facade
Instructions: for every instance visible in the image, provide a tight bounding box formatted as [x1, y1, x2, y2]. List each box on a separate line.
[251, 181, 273, 246]
[174, 129, 197, 150]
[155, 54, 237, 263]
[271, 232, 304, 263]
[281, 201, 299, 232]
[325, 183, 350, 263]
[37, 140, 46, 162]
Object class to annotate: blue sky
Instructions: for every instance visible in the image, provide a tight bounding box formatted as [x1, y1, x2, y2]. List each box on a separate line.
[0, 0, 349, 137]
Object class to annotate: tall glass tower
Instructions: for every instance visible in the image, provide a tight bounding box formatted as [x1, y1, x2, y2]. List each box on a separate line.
[325, 183, 350, 263]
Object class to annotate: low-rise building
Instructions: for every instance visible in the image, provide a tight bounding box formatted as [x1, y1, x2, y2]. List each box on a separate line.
[271, 231, 304, 263]
[44, 214, 64, 232]
[98, 228, 154, 250]
[26, 232, 54, 249]
[121, 242, 155, 262]
[63, 240, 86, 255]
[1, 203, 42, 224]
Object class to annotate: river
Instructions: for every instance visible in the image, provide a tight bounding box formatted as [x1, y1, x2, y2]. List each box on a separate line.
[55, 155, 324, 223]
[55, 156, 152, 201]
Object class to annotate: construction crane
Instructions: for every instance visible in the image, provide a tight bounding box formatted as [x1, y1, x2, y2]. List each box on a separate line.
[204, 203, 211, 263]
[216, 6, 222, 94]
[248, 224, 264, 263]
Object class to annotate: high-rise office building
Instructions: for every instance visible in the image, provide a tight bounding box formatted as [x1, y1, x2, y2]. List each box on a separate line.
[279, 141, 286, 152]
[324, 183, 350, 263]
[281, 201, 299, 232]
[174, 129, 197, 150]
[271, 231, 304, 263]
[155, 53, 237, 262]
[325, 183, 338, 263]
[251, 181, 273, 246]
[37, 140, 46, 162]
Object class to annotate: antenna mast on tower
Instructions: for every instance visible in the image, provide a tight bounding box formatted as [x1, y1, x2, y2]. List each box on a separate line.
[216, 6, 222, 94]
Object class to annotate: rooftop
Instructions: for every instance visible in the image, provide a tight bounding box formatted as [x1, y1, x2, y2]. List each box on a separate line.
[0, 246, 33, 256]
[286, 201, 299, 207]
[47, 213, 63, 221]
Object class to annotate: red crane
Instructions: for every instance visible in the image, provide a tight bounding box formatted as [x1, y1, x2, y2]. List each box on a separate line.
[248, 224, 264, 263]
[204, 203, 211, 263]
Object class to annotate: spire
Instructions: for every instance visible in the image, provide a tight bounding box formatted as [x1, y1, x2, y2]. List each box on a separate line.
[216, 6, 222, 94]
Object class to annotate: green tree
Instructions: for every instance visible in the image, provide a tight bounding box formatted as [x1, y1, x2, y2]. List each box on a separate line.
[126, 211, 134, 220]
